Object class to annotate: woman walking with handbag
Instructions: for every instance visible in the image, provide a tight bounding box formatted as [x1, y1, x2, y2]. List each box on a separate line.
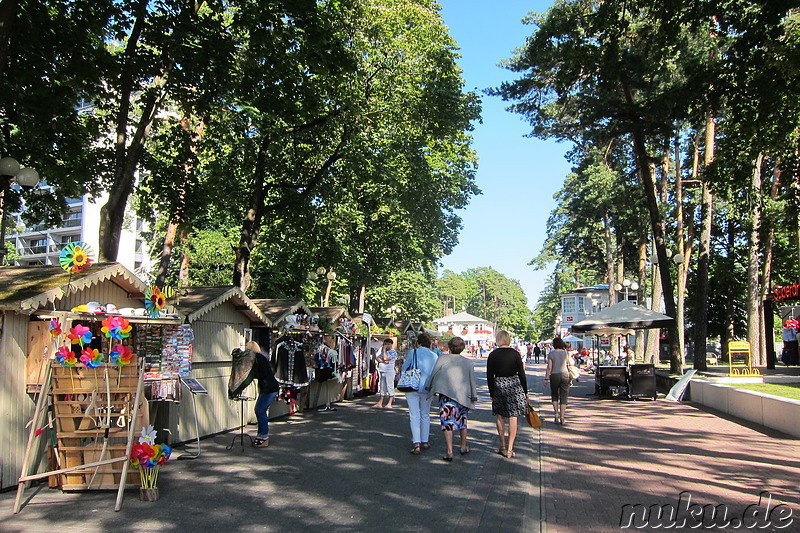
[486, 330, 528, 458]
[426, 336, 477, 461]
[544, 337, 573, 425]
[400, 333, 438, 455]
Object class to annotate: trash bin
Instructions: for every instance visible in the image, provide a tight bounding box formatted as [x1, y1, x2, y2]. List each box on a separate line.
[596, 366, 628, 396]
[628, 363, 656, 400]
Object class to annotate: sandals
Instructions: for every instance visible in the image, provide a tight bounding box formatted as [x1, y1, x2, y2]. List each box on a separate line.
[253, 437, 269, 448]
[421, 443, 431, 450]
[410, 444, 421, 455]
[497, 447, 506, 456]
[502, 449, 516, 458]
[442, 453, 453, 462]
[460, 447, 471, 455]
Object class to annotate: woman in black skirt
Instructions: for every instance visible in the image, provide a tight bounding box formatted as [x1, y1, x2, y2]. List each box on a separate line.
[486, 330, 528, 458]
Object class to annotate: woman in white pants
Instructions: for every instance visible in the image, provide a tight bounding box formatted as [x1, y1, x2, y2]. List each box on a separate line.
[401, 333, 439, 454]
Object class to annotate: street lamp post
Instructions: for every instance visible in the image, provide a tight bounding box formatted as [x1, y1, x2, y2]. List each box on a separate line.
[0, 157, 39, 265]
[613, 278, 640, 303]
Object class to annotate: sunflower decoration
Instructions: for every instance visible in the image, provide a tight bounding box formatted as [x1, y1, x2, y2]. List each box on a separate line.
[102, 316, 132, 340]
[144, 285, 166, 318]
[59, 242, 94, 273]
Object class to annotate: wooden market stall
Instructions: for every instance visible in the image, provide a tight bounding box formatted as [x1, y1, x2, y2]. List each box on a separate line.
[166, 286, 271, 444]
[0, 263, 186, 512]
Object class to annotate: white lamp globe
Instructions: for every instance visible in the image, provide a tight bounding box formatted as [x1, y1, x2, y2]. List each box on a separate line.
[0, 157, 20, 176]
[15, 167, 39, 188]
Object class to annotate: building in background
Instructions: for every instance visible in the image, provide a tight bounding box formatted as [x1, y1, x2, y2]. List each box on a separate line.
[433, 311, 494, 347]
[558, 284, 612, 339]
[6, 187, 152, 280]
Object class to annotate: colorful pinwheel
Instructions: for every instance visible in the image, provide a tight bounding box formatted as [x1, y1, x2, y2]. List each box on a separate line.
[67, 324, 92, 346]
[49, 318, 63, 338]
[144, 285, 166, 318]
[101, 316, 132, 340]
[55, 346, 78, 367]
[79, 347, 104, 369]
[59, 242, 94, 273]
[129, 427, 172, 488]
[109, 344, 133, 366]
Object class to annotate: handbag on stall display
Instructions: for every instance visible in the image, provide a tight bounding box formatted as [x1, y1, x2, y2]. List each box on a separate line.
[525, 402, 542, 428]
[396, 349, 421, 392]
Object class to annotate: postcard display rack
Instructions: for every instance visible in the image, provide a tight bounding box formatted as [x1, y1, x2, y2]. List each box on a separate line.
[14, 316, 192, 514]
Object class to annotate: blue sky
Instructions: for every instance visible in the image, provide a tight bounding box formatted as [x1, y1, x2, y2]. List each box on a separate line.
[437, 0, 570, 308]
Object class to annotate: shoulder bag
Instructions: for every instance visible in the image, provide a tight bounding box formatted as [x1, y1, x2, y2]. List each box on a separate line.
[568, 363, 580, 385]
[397, 349, 422, 392]
[526, 401, 542, 428]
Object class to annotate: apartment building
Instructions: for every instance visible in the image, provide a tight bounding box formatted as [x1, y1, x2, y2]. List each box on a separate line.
[6, 188, 152, 280]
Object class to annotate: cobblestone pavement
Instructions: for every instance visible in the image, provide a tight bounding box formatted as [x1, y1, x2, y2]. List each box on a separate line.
[1, 359, 798, 532]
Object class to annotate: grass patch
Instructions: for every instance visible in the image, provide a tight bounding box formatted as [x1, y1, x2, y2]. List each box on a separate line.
[734, 383, 800, 401]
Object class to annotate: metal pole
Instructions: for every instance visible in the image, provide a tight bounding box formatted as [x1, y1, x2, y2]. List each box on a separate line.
[0, 175, 10, 265]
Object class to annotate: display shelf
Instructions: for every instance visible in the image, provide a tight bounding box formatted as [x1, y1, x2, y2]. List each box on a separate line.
[50, 361, 148, 491]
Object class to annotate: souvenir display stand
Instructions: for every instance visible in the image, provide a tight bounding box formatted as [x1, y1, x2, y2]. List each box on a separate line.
[14, 311, 186, 514]
[50, 358, 147, 492]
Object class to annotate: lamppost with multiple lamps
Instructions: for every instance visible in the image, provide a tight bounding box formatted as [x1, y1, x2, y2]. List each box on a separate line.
[0, 156, 39, 265]
[613, 278, 640, 303]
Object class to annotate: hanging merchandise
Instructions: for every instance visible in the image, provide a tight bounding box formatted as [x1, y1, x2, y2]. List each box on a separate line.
[137, 324, 194, 401]
[272, 335, 311, 388]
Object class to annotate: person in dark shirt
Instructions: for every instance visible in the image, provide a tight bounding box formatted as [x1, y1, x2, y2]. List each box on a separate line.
[248, 341, 280, 448]
[486, 330, 528, 458]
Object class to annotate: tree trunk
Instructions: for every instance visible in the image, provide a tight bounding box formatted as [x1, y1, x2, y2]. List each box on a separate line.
[358, 285, 366, 313]
[155, 222, 178, 287]
[98, 1, 205, 262]
[603, 209, 616, 303]
[746, 153, 765, 364]
[232, 133, 270, 291]
[619, 73, 680, 373]
[760, 164, 782, 368]
[722, 220, 736, 355]
[635, 237, 647, 359]
[672, 134, 686, 367]
[153, 116, 203, 287]
[178, 228, 190, 287]
[693, 108, 716, 371]
[646, 261, 663, 364]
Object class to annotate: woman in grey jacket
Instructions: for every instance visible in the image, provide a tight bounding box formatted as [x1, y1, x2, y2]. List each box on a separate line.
[426, 337, 478, 461]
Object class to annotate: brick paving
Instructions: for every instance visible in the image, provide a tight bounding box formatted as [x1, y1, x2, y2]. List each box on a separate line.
[535, 366, 800, 532]
[1, 358, 798, 532]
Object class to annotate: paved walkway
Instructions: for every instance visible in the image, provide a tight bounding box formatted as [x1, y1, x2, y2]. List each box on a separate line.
[1, 360, 799, 532]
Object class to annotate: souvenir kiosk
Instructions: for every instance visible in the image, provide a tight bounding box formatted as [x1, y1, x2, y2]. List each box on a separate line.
[3, 261, 187, 513]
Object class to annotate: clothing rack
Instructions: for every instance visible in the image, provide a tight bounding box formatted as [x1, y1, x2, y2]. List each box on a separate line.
[335, 330, 353, 344]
